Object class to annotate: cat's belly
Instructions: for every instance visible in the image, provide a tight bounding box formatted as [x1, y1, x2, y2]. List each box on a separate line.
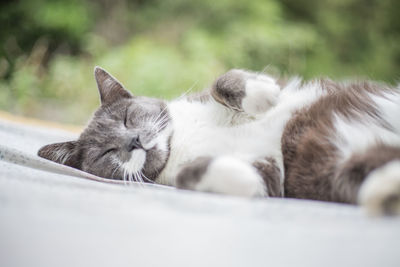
[156, 98, 289, 185]
[157, 120, 282, 186]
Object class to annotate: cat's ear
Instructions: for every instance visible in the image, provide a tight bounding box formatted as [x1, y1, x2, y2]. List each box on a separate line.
[94, 66, 132, 105]
[38, 141, 81, 169]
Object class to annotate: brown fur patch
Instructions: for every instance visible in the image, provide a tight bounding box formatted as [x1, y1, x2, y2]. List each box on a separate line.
[176, 157, 213, 189]
[282, 79, 396, 202]
[333, 144, 400, 203]
[211, 69, 248, 111]
[253, 157, 282, 197]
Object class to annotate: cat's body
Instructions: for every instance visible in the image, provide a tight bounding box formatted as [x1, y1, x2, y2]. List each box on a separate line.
[38, 67, 400, 215]
[160, 93, 283, 187]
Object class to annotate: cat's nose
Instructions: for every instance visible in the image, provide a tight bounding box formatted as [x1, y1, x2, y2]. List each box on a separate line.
[127, 136, 143, 151]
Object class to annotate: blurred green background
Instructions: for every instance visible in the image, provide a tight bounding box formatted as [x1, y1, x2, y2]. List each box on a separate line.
[1, 0, 399, 124]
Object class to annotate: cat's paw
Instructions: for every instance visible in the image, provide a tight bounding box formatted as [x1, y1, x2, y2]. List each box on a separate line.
[176, 156, 266, 197]
[212, 69, 280, 115]
[242, 75, 280, 116]
[358, 160, 400, 216]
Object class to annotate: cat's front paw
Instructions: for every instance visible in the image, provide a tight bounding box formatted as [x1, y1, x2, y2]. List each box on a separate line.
[176, 156, 266, 197]
[358, 160, 400, 216]
[241, 75, 280, 116]
[212, 69, 280, 115]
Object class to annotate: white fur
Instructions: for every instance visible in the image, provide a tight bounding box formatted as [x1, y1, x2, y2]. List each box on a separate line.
[143, 124, 173, 152]
[157, 98, 283, 186]
[331, 90, 400, 163]
[195, 156, 267, 197]
[157, 78, 327, 196]
[358, 160, 400, 215]
[242, 76, 280, 115]
[122, 149, 146, 180]
[370, 91, 400, 134]
[331, 115, 400, 163]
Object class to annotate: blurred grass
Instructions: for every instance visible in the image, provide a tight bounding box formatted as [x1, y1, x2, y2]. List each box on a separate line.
[0, 0, 399, 124]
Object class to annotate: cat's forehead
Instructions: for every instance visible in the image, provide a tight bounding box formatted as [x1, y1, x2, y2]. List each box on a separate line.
[100, 96, 165, 117]
[79, 115, 122, 143]
[79, 96, 167, 140]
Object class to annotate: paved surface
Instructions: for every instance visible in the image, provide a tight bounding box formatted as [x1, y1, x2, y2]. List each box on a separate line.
[0, 118, 399, 267]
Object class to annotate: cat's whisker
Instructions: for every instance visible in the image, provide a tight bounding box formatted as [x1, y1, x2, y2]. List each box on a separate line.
[178, 81, 198, 100]
[129, 170, 137, 184]
[150, 118, 162, 133]
[131, 172, 136, 183]
[150, 109, 169, 133]
[157, 114, 169, 123]
[133, 171, 147, 188]
[152, 106, 168, 126]
[155, 114, 169, 126]
[153, 117, 168, 131]
[123, 168, 130, 186]
[135, 171, 141, 183]
[110, 164, 121, 180]
[139, 173, 145, 185]
[150, 83, 198, 133]
[261, 64, 272, 74]
[150, 114, 169, 134]
[140, 171, 154, 184]
[149, 82, 197, 133]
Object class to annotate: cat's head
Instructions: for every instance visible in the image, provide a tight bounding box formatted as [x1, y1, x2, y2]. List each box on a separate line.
[38, 67, 173, 182]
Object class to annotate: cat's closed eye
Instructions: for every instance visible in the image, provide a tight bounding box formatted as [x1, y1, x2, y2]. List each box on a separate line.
[123, 108, 128, 127]
[98, 148, 117, 159]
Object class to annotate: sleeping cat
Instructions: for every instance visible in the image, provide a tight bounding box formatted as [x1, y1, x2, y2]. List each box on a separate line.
[38, 67, 400, 215]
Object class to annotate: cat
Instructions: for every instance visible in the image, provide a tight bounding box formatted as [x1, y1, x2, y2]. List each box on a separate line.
[38, 66, 400, 216]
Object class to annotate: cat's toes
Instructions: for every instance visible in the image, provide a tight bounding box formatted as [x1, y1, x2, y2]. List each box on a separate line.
[176, 156, 266, 197]
[358, 160, 400, 216]
[242, 75, 280, 116]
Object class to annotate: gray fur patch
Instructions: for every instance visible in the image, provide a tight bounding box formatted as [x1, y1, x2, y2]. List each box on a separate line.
[211, 69, 249, 111]
[253, 157, 282, 197]
[176, 157, 213, 189]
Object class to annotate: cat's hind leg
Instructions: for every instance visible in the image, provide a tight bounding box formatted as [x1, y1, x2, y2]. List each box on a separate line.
[176, 156, 283, 197]
[358, 159, 400, 216]
[211, 69, 280, 116]
[333, 145, 400, 216]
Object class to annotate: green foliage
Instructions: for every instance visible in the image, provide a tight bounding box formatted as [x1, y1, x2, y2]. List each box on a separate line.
[280, 0, 400, 80]
[0, 0, 398, 124]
